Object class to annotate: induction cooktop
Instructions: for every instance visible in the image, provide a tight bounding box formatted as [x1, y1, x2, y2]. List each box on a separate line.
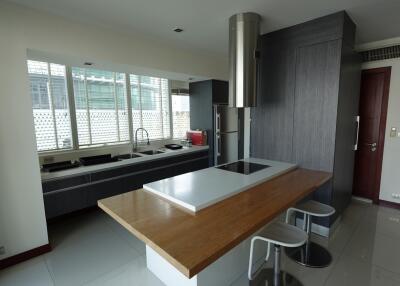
[216, 161, 270, 175]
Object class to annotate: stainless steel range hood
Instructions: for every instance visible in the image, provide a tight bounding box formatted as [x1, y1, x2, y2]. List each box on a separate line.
[229, 12, 261, 108]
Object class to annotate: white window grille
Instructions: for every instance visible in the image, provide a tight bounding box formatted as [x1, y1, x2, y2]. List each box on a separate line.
[172, 94, 190, 139]
[28, 60, 188, 153]
[28, 60, 72, 152]
[72, 67, 129, 147]
[130, 75, 171, 141]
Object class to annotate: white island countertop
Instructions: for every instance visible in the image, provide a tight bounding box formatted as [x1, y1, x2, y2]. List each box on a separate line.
[143, 158, 297, 212]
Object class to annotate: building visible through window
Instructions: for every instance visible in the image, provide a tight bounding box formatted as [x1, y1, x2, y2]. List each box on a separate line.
[172, 93, 190, 139]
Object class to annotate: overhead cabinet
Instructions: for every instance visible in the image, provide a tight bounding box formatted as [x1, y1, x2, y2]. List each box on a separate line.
[251, 11, 361, 228]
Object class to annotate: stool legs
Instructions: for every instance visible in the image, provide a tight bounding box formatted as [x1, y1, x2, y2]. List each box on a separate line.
[274, 245, 281, 286]
[250, 244, 303, 286]
[286, 214, 333, 268]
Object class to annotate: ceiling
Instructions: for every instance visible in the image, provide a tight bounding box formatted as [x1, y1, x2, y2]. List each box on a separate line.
[7, 0, 400, 56]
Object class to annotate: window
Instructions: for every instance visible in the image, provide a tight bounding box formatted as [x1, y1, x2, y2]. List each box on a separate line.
[28, 60, 72, 152]
[172, 93, 190, 138]
[27, 60, 188, 153]
[130, 75, 171, 140]
[72, 68, 129, 147]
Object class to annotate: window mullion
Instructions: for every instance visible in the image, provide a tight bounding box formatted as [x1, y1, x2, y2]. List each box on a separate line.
[159, 78, 164, 139]
[113, 73, 120, 142]
[65, 66, 79, 150]
[84, 69, 92, 145]
[125, 74, 134, 144]
[47, 63, 59, 149]
[138, 75, 143, 140]
[168, 80, 173, 139]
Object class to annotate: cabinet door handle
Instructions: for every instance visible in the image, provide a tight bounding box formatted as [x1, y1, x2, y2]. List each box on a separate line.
[217, 135, 222, 156]
[353, 115, 360, 151]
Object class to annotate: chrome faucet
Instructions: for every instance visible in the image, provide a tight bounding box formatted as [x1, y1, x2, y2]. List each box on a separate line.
[133, 128, 150, 151]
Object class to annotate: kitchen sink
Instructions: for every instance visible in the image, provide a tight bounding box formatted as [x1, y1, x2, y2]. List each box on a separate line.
[138, 150, 165, 155]
[79, 154, 119, 166]
[115, 153, 143, 160]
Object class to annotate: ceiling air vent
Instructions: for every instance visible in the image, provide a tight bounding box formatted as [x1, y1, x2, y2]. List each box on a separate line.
[361, 45, 400, 62]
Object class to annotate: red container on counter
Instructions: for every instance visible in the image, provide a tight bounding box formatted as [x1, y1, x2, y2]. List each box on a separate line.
[186, 130, 208, 146]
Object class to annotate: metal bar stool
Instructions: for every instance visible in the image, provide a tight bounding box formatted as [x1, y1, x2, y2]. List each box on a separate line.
[285, 200, 335, 268]
[248, 221, 307, 286]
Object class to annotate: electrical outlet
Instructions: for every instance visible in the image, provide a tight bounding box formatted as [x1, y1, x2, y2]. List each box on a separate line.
[43, 156, 55, 164]
[0, 246, 5, 255]
[391, 193, 400, 199]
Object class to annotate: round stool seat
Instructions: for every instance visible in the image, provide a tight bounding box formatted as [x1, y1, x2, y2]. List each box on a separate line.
[290, 200, 335, 217]
[259, 222, 308, 247]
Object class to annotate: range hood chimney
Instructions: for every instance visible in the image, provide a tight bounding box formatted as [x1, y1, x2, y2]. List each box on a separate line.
[229, 12, 261, 108]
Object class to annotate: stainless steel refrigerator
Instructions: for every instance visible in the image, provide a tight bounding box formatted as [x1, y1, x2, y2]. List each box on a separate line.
[214, 105, 239, 165]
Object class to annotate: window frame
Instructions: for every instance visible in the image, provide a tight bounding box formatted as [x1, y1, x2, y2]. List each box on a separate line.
[28, 61, 183, 155]
[28, 60, 74, 152]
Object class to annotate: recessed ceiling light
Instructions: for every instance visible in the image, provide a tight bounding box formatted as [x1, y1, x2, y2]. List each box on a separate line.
[173, 27, 184, 33]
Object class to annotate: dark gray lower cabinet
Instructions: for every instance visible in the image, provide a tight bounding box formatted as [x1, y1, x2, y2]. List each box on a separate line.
[44, 185, 89, 219]
[43, 151, 209, 219]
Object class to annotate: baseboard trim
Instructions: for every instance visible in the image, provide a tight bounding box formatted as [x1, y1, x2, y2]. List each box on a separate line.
[379, 199, 400, 210]
[0, 244, 51, 270]
[352, 196, 373, 204]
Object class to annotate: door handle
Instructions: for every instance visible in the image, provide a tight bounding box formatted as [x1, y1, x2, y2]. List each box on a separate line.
[353, 116, 360, 151]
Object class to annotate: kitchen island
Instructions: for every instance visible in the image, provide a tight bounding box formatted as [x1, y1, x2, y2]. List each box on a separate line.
[98, 159, 331, 286]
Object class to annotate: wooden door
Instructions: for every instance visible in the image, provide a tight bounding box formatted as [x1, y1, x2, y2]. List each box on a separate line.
[353, 67, 391, 202]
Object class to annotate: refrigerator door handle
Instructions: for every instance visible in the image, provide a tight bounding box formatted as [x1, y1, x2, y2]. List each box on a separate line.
[217, 135, 222, 157]
[216, 112, 221, 133]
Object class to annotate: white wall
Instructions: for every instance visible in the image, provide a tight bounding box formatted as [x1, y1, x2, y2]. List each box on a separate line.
[0, 4, 49, 260]
[0, 2, 228, 260]
[362, 59, 400, 204]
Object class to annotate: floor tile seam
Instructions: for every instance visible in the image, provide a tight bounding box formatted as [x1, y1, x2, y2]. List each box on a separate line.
[100, 217, 145, 254]
[78, 255, 145, 286]
[42, 255, 57, 286]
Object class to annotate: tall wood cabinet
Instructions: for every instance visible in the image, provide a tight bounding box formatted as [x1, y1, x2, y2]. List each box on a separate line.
[251, 11, 361, 227]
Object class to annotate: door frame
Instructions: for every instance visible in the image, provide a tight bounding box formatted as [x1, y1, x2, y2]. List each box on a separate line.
[359, 67, 391, 203]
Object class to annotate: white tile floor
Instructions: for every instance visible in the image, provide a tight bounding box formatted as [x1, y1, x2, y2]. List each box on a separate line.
[1, 200, 400, 286]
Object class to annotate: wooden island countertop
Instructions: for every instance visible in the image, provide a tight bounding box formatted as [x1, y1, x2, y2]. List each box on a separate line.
[98, 168, 331, 278]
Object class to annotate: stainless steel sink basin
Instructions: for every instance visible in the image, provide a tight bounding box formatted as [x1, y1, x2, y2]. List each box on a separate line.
[115, 153, 142, 160]
[138, 150, 165, 155]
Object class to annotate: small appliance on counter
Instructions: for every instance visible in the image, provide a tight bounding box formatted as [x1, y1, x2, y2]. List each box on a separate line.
[186, 130, 207, 146]
[164, 144, 183, 150]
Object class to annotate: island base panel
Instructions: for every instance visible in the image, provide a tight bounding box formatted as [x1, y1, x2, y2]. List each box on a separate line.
[146, 224, 270, 286]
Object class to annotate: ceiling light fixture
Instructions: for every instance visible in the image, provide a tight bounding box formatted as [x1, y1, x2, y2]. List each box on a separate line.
[173, 27, 184, 33]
